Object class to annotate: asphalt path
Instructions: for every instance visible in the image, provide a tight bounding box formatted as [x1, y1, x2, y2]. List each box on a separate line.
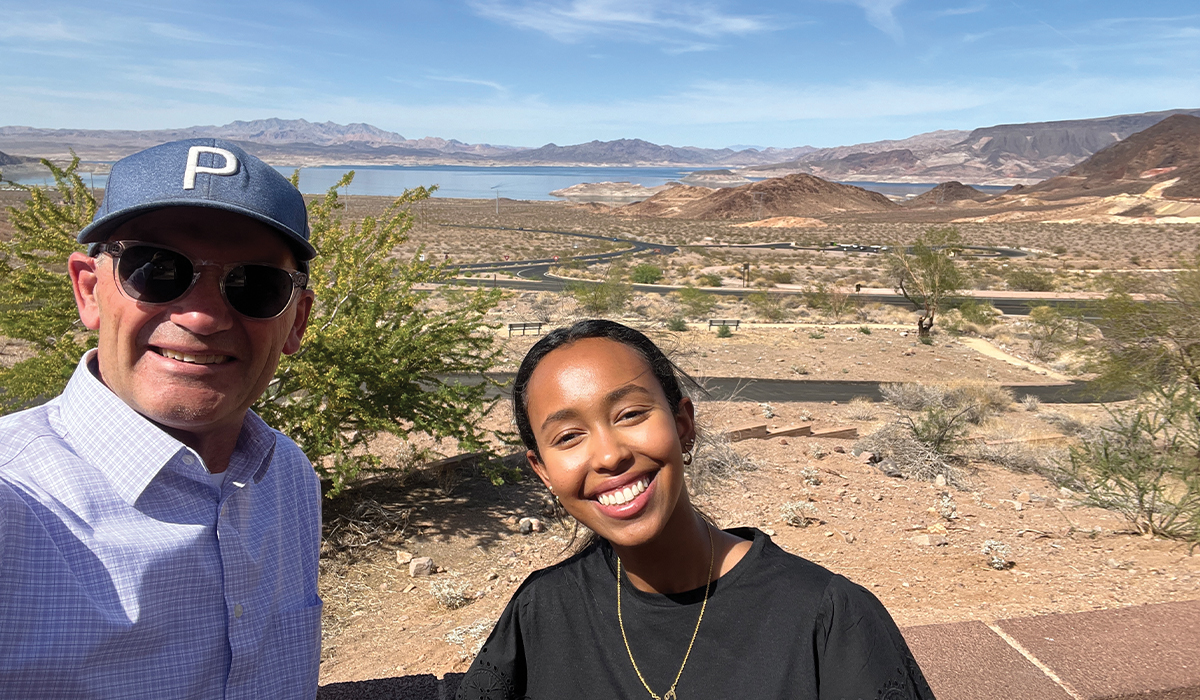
[446, 374, 1121, 404]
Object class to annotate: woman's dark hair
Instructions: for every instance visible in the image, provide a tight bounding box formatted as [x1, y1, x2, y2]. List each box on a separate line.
[513, 319, 693, 457]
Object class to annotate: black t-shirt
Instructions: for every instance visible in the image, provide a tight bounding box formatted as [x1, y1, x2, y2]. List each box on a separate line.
[457, 528, 934, 700]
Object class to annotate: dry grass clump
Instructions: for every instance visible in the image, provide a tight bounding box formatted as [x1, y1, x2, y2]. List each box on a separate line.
[780, 500, 819, 527]
[945, 382, 1014, 424]
[322, 498, 412, 561]
[688, 427, 758, 494]
[845, 395, 878, 421]
[1039, 409, 1090, 436]
[430, 580, 473, 610]
[1021, 394, 1042, 412]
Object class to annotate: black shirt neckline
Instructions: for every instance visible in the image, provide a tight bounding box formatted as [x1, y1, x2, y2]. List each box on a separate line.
[607, 527, 765, 608]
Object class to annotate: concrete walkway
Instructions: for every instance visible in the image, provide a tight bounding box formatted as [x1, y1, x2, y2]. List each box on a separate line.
[318, 599, 1200, 699]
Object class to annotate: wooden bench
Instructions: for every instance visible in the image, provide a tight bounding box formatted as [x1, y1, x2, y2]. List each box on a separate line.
[508, 322, 544, 337]
[708, 319, 741, 331]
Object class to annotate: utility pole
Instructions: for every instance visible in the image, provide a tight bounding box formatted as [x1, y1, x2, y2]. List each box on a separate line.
[491, 184, 503, 216]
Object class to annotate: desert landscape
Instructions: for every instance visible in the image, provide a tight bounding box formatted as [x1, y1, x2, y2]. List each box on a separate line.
[3, 107, 1199, 697]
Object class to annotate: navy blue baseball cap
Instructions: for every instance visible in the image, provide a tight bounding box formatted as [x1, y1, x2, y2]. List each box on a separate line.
[78, 138, 315, 261]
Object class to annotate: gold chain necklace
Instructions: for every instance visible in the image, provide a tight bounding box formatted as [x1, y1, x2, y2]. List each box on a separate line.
[617, 525, 715, 700]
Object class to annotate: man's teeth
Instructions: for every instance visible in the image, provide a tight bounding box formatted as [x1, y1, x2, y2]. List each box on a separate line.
[158, 349, 230, 365]
[598, 475, 650, 506]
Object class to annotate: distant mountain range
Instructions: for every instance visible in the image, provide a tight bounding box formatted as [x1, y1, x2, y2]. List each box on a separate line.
[2, 110, 1199, 186]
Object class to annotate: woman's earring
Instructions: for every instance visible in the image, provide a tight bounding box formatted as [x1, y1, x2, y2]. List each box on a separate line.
[682, 443, 694, 466]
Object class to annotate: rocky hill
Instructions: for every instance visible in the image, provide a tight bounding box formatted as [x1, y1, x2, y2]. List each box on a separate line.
[903, 181, 993, 208]
[0, 150, 38, 166]
[623, 174, 895, 220]
[746, 109, 1200, 186]
[1022, 114, 1200, 200]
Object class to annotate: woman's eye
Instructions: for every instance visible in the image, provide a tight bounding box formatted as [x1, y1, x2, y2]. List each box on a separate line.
[553, 430, 583, 446]
[618, 407, 648, 422]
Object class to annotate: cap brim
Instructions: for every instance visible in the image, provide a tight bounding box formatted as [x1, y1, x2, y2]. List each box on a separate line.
[78, 199, 317, 261]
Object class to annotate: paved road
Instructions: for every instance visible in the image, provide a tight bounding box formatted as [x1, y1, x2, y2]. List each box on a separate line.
[448, 225, 1082, 316]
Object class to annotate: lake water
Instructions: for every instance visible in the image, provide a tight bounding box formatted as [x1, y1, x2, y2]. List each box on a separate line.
[8, 164, 1009, 201]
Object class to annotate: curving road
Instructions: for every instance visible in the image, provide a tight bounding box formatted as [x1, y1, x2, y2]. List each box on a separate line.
[448, 224, 1088, 316]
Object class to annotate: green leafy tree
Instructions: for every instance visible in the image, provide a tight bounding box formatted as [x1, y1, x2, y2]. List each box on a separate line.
[1026, 305, 1073, 360]
[629, 263, 663, 284]
[256, 173, 505, 495]
[0, 157, 97, 411]
[886, 227, 966, 337]
[673, 285, 716, 319]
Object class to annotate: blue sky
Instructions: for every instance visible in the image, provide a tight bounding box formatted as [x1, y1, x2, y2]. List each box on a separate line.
[3, 1, 1199, 149]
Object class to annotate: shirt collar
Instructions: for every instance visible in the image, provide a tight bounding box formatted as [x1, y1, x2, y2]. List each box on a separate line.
[58, 350, 278, 504]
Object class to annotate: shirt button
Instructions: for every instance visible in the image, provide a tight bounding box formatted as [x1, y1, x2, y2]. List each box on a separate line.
[234, 604, 244, 618]
[181, 454, 195, 465]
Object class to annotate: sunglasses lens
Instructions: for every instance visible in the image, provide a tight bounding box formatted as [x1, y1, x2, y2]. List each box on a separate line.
[223, 265, 295, 319]
[116, 246, 194, 303]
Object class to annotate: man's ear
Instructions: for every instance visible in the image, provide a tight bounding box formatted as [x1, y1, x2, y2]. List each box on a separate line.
[68, 252, 102, 330]
[283, 290, 315, 355]
[527, 449, 553, 491]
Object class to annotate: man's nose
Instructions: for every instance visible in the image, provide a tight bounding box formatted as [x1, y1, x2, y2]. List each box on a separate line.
[169, 268, 235, 334]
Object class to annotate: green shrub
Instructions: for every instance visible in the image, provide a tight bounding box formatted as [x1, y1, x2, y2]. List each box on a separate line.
[746, 292, 788, 322]
[569, 275, 631, 315]
[667, 317, 688, 332]
[716, 324, 733, 338]
[957, 299, 1001, 326]
[858, 326, 871, 335]
[673, 286, 717, 318]
[1006, 268, 1056, 292]
[630, 263, 664, 284]
[697, 273, 723, 287]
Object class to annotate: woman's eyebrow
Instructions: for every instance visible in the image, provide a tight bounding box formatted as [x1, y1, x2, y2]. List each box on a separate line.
[537, 384, 655, 430]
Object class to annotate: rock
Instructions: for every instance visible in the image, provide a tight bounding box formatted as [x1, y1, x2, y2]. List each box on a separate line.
[519, 517, 543, 534]
[859, 451, 877, 464]
[1012, 500, 1024, 511]
[825, 531, 835, 537]
[872, 493, 884, 501]
[379, 582, 389, 591]
[879, 457, 902, 478]
[403, 584, 416, 593]
[850, 496, 860, 504]
[912, 534, 949, 547]
[1016, 491, 1032, 503]
[779, 438, 788, 446]
[396, 550, 414, 565]
[830, 400, 838, 406]
[486, 572, 499, 581]
[833, 445, 845, 453]
[762, 528, 776, 536]
[409, 556, 435, 577]
[934, 474, 947, 487]
[843, 532, 856, 544]
[1059, 487, 1075, 498]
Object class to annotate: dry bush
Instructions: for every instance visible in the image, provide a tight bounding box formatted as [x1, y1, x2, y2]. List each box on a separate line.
[1040, 410, 1089, 436]
[854, 423, 967, 487]
[971, 439, 1062, 475]
[945, 382, 1014, 424]
[322, 499, 411, 561]
[1021, 394, 1041, 412]
[845, 396, 878, 421]
[981, 540, 1014, 570]
[880, 382, 947, 411]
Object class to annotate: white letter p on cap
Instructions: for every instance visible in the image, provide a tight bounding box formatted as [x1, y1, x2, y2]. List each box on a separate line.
[183, 146, 239, 190]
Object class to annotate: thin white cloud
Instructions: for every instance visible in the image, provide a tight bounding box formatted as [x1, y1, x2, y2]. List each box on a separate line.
[933, 4, 987, 18]
[827, 0, 906, 44]
[468, 0, 772, 48]
[425, 75, 509, 94]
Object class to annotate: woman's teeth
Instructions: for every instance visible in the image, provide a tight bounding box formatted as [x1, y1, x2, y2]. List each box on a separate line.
[598, 475, 650, 506]
[158, 348, 230, 365]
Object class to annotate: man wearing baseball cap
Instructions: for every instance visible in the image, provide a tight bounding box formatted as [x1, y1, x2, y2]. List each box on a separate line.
[0, 139, 322, 698]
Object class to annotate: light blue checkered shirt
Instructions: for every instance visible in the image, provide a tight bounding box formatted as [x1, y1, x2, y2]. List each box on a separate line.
[0, 352, 322, 698]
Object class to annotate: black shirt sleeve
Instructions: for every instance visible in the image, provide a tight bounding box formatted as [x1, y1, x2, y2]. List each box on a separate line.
[814, 575, 936, 700]
[455, 594, 527, 700]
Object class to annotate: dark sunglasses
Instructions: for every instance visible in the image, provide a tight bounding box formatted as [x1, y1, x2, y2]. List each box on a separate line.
[94, 241, 309, 320]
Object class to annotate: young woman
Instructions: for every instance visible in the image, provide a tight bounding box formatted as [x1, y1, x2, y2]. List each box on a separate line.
[457, 320, 934, 700]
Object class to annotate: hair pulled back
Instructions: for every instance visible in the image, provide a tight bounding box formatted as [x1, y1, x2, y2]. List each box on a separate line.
[512, 319, 690, 457]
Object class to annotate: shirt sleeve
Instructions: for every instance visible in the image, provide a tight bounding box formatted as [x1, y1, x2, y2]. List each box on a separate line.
[455, 593, 528, 700]
[814, 575, 936, 700]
